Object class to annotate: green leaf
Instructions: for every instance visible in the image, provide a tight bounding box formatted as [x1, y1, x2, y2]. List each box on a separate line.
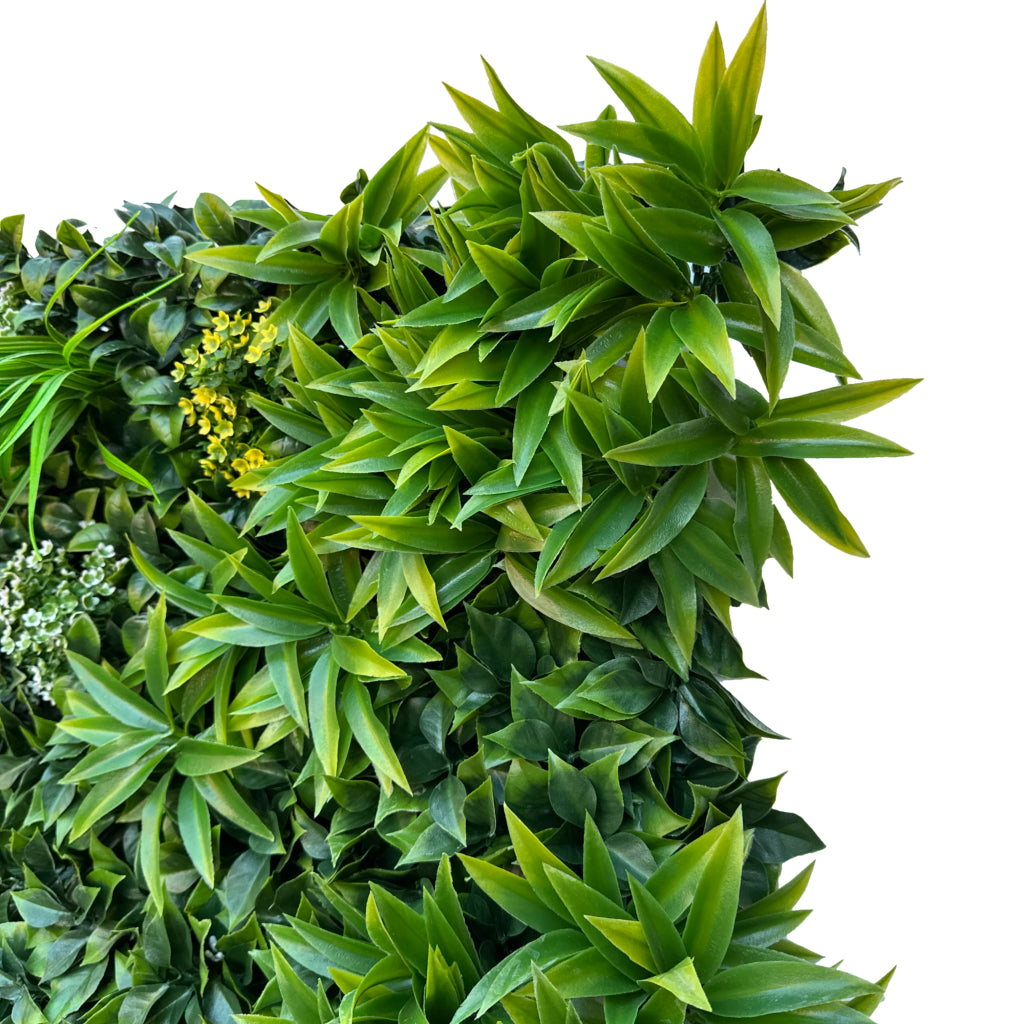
[584, 916, 656, 971]
[513, 375, 556, 484]
[211, 594, 327, 638]
[192, 772, 274, 841]
[605, 419, 734, 467]
[710, 4, 768, 185]
[65, 651, 170, 732]
[560, 120, 704, 186]
[597, 464, 707, 578]
[69, 752, 166, 840]
[651, 550, 698, 664]
[177, 777, 216, 887]
[703, 961, 881, 1017]
[468, 240, 540, 295]
[460, 855, 570, 933]
[762, 286, 795, 408]
[341, 676, 412, 794]
[287, 508, 341, 619]
[506, 554, 639, 645]
[175, 738, 261, 776]
[271, 946, 320, 1023]
[267, 642, 310, 735]
[693, 23, 726, 152]
[763, 457, 869, 556]
[546, 483, 643, 587]
[346, 515, 495, 554]
[682, 811, 743, 980]
[715, 207, 781, 327]
[452, 931, 590, 1023]
[734, 456, 773, 584]
[770, 378, 921, 423]
[333, 635, 406, 678]
[186, 245, 337, 284]
[139, 771, 172, 911]
[309, 651, 344, 777]
[733, 420, 911, 459]
[589, 57, 696, 139]
[726, 170, 839, 207]
[645, 957, 712, 1011]
[402, 552, 446, 627]
[548, 752, 597, 826]
[671, 520, 759, 605]
[671, 295, 735, 396]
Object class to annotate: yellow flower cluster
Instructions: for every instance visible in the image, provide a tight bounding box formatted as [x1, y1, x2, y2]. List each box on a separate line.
[172, 300, 279, 497]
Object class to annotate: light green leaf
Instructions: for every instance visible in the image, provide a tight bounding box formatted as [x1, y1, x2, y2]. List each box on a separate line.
[715, 207, 781, 327]
[341, 676, 412, 794]
[703, 961, 881, 1017]
[605, 419, 734, 467]
[710, 4, 768, 185]
[763, 457, 869, 557]
[671, 295, 734, 396]
[178, 777, 216, 887]
[682, 810, 743, 980]
[733, 420, 912, 459]
[597, 464, 708, 578]
[645, 957, 712, 1011]
[769, 378, 921, 423]
[505, 554, 639, 646]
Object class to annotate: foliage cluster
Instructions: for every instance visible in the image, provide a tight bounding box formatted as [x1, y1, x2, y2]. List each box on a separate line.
[0, 7, 912, 1023]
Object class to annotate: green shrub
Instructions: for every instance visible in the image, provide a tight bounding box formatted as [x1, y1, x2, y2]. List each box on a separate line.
[0, 6, 913, 1023]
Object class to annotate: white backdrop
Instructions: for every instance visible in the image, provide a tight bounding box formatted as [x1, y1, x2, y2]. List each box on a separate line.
[3, 1, 1020, 1019]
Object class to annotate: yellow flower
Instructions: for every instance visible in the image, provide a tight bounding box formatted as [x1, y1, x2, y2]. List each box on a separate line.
[218, 395, 237, 418]
[230, 457, 250, 474]
[197, 415, 212, 436]
[214, 419, 234, 438]
[213, 311, 230, 330]
[207, 439, 227, 459]
[193, 386, 218, 406]
[244, 448, 266, 467]
[256, 298, 272, 314]
[244, 345, 263, 363]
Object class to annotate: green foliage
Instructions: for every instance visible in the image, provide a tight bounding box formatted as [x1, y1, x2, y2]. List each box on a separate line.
[0, 7, 911, 1023]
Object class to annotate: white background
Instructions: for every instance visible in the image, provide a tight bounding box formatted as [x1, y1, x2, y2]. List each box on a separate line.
[4, 0, 1020, 1018]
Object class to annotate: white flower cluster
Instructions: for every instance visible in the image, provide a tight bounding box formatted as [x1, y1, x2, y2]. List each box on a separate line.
[0, 282, 17, 336]
[0, 539, 127, 705]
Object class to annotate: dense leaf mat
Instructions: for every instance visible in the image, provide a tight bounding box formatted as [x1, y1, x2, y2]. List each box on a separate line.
[0, 7, 909, 1022]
